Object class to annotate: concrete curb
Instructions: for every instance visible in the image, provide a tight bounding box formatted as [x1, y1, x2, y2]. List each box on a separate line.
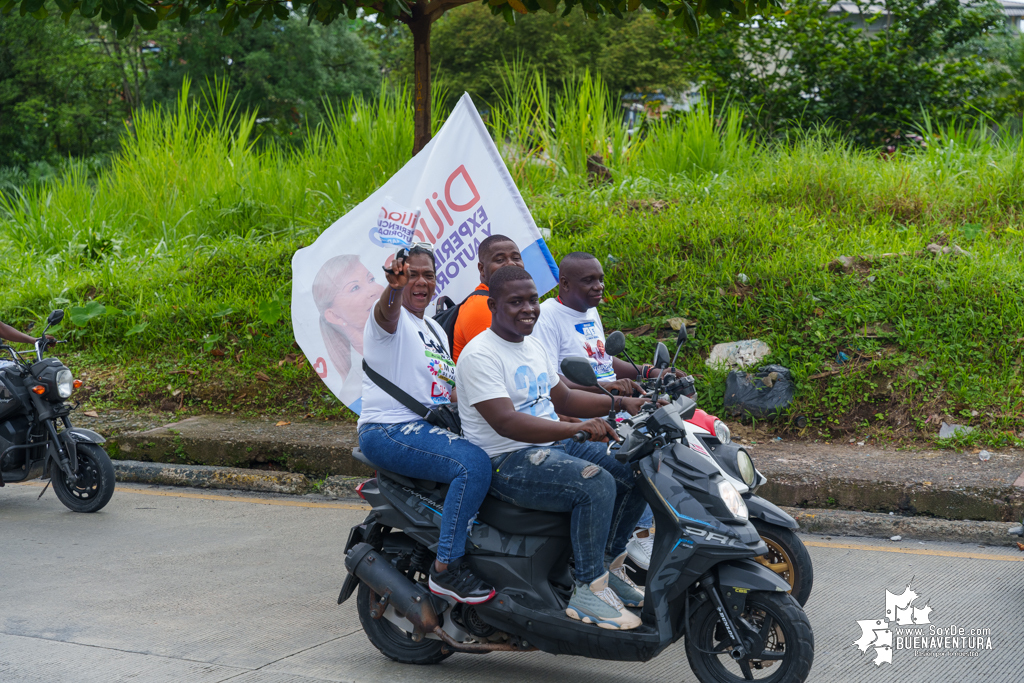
[781, 506, 1024, 547]
[111, 459, 1024, 546]
[112, 460, 365, 499]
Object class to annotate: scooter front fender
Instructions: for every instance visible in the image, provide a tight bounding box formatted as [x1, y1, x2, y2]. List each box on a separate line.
[744, 494, 798, 529]
[715, 558, 793, 615]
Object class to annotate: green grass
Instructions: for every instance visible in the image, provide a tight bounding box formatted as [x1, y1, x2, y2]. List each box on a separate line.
[2, 73, 1023, 447]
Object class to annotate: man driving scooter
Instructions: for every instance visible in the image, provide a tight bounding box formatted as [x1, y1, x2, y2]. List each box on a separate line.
[455, 266, 650, 630]
[531, 251, 685, 574]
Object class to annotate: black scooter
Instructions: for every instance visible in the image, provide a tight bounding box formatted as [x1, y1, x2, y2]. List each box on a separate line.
[338, 349, 814, 683]
[0, 309, 115, 512]
[607, 328, 813, 606]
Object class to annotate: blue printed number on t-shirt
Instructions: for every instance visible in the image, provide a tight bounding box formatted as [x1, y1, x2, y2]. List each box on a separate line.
[514, 365, 554, 417]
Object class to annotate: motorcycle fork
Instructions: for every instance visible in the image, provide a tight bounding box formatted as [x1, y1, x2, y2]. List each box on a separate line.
[685, 575, 750, 660]
[44, 419, 78, 484]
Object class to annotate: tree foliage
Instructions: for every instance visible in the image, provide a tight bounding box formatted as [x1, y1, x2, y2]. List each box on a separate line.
[677, 0, 1013, 146]
[414, 5, 686, 105]
[0, 15, 125, 167]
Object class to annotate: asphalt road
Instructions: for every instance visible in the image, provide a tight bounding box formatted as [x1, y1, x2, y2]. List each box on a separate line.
[1, 482, 1022, 683]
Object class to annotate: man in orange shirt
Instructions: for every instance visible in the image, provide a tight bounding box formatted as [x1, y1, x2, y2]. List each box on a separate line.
[451, 234, 524, 362]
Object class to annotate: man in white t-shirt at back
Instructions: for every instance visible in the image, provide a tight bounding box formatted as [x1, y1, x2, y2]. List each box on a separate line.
[531, 251, 682, 572]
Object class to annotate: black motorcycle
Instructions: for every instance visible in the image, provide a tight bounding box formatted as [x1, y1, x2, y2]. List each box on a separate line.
[606, 328, 813, 607]
[0, 309, 115, 512]
[338, 350, 814, 683]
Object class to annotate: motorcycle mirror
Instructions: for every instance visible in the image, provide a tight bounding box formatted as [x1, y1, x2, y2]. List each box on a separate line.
[47, 309, 64, 326]
[605, 331, 626, 357]
[653, 342, 671, 370]
[676, 325, 688, 346]
[560, 356, 599, 388]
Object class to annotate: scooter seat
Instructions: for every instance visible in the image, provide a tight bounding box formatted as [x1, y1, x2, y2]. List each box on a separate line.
[477, 495, 571, 538]
[352, 448, 440, 491]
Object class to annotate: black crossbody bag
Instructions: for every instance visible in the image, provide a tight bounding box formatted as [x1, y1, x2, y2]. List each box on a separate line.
[360, 322, 461, 435]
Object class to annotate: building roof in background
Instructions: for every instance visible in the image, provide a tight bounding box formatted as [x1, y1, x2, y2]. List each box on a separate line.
[829, 0, 1024, 15]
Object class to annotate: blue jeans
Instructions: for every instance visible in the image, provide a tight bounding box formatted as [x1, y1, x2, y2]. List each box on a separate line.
[488, 439, 647, 584]
[358, 421, 492, 565]
[638, 506, 654, 529]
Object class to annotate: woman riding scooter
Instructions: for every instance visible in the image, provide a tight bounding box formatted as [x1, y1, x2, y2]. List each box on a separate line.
[356, 244, 495, 605]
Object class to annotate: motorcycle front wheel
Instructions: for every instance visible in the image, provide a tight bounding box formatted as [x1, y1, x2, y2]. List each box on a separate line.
[751, 520, 814, 607]
[685, 591, 814, 683]
[50, 443, 116, 513]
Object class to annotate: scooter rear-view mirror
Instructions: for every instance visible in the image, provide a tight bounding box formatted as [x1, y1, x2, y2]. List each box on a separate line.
[560, 357, 599, 388]
[47, 309, 64, 326]
[653, 342, 671, 370]
[605, 331, 626, 357]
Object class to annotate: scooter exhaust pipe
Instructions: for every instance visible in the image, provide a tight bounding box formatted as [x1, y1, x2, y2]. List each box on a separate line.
[345, 542, 440, 638]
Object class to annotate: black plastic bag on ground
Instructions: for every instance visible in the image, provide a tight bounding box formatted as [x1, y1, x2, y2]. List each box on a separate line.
[724, 364, 795, 420]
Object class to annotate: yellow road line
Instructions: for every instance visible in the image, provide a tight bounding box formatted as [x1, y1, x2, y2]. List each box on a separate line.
[11, 481, 371, 511]
[10, 480, 1022, 558]
[805, 540, 1023, 562]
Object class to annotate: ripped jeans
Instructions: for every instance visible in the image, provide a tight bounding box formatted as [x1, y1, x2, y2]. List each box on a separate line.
[489, 439, 647, 584]
[358, 420, 492, 565]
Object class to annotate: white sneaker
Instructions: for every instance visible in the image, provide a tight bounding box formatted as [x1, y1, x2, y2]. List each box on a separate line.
[565, 572, 642, 630]
[625, 528, 654, 570]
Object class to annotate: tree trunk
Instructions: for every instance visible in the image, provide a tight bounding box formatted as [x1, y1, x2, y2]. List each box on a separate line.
[409, 8, 432, 157]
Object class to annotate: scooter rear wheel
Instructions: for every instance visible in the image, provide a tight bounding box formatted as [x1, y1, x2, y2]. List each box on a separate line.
[685, 591, 814, 683]
[49, 443, 115, 513]
[356, 582, 452, 665]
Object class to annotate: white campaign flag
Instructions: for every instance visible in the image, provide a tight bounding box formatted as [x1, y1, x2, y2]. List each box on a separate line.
[291, 93, 558, 414]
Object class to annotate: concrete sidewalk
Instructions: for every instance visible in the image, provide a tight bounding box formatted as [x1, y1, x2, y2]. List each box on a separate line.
[73, 410, 1024, 530]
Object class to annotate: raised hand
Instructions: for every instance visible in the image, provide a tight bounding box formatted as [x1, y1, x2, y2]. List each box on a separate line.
[385, 253, 410, 290]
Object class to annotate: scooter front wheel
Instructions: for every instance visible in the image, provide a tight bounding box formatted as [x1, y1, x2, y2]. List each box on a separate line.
[50, 443, 115, 513]
[355, 582, 452, 665]
[751, 520, 813, 607]
[685, 591, 814, 683]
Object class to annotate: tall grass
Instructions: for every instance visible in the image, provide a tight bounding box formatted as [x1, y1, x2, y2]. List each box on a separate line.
[1, 72, 1023, 440]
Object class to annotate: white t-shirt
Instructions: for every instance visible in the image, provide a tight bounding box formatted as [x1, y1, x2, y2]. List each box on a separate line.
[357, 307, 456, 427]
[531, 299, 615, 383]
[456, 329, 561, 458]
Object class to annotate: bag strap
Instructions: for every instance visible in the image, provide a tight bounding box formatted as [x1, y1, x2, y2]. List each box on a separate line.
[361, 360, 430, 419]
[422, 317, 451, 357]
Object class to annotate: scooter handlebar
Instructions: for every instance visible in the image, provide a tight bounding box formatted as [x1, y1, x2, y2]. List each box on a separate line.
[571, 431, 589, 443]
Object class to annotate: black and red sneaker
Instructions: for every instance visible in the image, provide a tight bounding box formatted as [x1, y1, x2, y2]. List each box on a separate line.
[428, 560, 495, 604]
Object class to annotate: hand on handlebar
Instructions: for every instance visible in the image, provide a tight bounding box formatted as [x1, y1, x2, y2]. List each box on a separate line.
[572, 418, 620, 443]
[618, 396, 653, 416]
[605, 378, 644, 398]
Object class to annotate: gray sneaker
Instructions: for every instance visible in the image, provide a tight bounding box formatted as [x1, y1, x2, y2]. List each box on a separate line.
[608, 551, 645, 607]
[565, 572, 642, 630]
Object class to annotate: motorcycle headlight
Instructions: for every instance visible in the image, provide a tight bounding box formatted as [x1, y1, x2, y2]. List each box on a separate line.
[736, 449, 755, 487]
[56, 368, 74, 398]
[716, 479, 748, 520]
[713, 419, 731, 444]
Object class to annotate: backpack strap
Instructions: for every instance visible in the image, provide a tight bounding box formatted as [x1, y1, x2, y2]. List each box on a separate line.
[361, 360, 430, 420]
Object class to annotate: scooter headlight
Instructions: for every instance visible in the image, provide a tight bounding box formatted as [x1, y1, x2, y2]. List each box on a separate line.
[716, 479, 748, 520]
[713, 419, 731, 444]
[736, 449, 755, 487]
[56, 368, 74, 398]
